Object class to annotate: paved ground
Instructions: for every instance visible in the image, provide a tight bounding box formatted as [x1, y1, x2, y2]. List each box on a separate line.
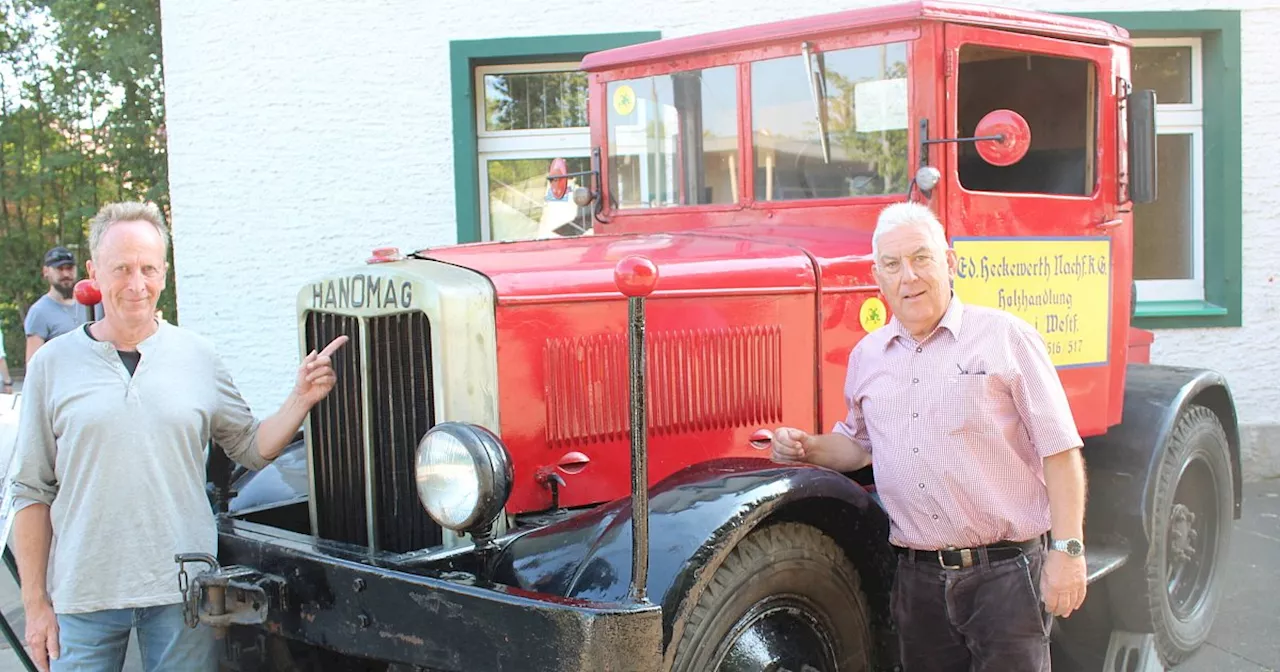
[1173, 479, 1280, 671]
[0, 480, 1274, 671]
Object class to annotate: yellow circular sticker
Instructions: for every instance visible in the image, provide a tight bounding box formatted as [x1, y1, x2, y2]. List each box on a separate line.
[859, 297, 887, 333]
[612, 85, 636, 116]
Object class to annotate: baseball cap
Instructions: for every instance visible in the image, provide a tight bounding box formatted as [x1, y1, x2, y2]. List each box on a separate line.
[43, 246, 75, 268]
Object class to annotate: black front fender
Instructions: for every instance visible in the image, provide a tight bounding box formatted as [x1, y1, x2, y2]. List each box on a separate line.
[492, 457, 895, 659]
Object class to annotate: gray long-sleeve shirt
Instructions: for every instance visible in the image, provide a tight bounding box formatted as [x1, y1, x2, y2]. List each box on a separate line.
[9, 321, 269, 614]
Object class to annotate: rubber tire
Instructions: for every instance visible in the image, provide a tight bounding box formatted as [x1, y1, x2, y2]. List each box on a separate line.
[1146, 404, 1234, 666]
[671, 522, 873, 672]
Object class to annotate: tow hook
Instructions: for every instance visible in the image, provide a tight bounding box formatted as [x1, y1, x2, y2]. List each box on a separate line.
[175, 553, 286, 638]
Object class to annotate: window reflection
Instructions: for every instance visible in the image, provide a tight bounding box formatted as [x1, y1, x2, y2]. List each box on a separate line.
[607, 66, 739, 209]
[752, 42, 910, 200]
[484, 71, 590, 131]
[487, 157, 593, 240]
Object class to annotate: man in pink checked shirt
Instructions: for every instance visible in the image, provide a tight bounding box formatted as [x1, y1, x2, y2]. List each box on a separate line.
[771, 201, 1087, 672]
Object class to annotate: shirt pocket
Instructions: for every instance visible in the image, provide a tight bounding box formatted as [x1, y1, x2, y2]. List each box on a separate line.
[943, 373, 1010, 436]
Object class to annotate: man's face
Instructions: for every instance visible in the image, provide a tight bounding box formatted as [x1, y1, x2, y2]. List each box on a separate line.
[87, 220, 167, 326]
[872, 221, 957, 339]
[43, 264, 77, 299]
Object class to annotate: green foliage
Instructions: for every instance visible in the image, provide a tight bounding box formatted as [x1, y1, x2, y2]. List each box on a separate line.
[0, 0, 171, 369]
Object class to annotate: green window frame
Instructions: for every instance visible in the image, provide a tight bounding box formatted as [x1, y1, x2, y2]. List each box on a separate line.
[1073, 11, 1242, 329]
[450, 32, 661, 245]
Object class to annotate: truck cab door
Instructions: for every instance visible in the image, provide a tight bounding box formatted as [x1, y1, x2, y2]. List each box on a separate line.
[939, 24, 1127, 438]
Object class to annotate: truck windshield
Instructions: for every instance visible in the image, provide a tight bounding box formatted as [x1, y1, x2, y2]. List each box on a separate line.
[606, 65, 739, 209]
[753, 41, 910, 200]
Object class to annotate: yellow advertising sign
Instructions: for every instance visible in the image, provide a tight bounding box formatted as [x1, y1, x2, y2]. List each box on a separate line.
[952, 237, 1111, 368]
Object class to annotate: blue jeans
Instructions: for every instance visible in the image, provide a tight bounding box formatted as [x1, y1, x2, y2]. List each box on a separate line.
[52, 603, 215, 672]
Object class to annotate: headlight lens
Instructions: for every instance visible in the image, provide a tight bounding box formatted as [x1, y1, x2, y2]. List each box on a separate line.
[415, 422, 513, 532]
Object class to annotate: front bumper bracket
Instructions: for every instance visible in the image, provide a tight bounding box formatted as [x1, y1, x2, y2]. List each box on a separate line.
[176, 553, 287, 635]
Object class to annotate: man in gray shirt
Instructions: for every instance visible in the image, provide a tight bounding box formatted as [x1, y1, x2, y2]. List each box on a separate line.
[24, 246, 88, 364]
[9, 202, 348, 671]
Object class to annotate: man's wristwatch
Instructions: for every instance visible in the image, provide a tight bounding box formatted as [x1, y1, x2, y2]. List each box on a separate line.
[1050, 537, 1085, 557]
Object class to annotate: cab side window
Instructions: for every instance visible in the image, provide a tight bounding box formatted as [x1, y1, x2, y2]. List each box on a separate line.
[957, 46, 1097, 196]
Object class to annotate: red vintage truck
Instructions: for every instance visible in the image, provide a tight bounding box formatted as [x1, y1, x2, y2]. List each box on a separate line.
[179, 2, 1241, 671]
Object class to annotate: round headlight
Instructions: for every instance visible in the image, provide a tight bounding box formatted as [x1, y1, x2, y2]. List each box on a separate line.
[415, 422, 513, 532]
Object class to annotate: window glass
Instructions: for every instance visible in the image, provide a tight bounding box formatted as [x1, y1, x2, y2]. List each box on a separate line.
[1132, 47, 1193, 105]
[751, 42, 909, 200]
[607, 66, 739, 209]
[484, 71, 590, 131]
[486, 157, 592, 240]
[956, 46, 1096, 196]
[1133, 134, 1195, 280]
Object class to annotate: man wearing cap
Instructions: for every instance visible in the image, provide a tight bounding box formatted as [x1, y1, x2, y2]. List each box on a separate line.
[24, 247, 87, 364]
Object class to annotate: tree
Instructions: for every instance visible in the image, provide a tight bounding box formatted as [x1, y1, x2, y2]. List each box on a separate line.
[0, 0, 170, 367]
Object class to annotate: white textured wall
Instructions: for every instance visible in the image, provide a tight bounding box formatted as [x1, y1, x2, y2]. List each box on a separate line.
[161, 0, 1280, 473]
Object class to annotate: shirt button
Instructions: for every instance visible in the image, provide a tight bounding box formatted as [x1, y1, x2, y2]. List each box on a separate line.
[913, 447, 919, 453]
[916, 347, 923, 353]
[912, 412, 919, 418]
[912, 378, 919, 384]
[918, 483, 925, 489]
[933, 514, 939, 520]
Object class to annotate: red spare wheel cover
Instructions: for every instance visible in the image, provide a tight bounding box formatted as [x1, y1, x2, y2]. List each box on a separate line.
[548, 158, 569, 200]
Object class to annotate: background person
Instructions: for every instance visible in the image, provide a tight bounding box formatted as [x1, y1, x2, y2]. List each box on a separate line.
[24, 246, 87, 364]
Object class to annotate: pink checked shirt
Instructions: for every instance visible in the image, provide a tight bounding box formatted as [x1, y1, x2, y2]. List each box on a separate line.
[834, 295, 1082, 550]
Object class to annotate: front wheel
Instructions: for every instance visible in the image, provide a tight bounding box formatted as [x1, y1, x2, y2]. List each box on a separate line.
[1146, 404, 1234, 665]
[671, 522, 873, 672]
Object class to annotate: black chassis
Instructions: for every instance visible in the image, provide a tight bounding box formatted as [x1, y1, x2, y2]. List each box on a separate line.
[208, 457, 898, 672]
[211, 516, 663, 672]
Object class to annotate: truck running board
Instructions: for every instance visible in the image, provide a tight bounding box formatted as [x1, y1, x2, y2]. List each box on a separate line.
[1085, 539, 1130, 584]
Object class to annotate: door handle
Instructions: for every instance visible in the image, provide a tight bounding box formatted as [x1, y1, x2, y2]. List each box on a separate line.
[1095, 218, 1124, 230]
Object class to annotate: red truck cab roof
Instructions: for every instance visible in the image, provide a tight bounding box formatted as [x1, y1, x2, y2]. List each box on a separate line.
[582, 1, 1129, 73]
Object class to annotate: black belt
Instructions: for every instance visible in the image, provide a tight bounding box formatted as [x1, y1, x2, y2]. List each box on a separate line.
[894, 536, 1045, 569]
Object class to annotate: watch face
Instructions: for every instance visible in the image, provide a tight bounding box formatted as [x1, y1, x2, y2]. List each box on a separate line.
[1057, 539, 1083, 556]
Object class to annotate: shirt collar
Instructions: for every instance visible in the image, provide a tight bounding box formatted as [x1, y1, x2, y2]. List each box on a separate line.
[884, 293, 964, 349]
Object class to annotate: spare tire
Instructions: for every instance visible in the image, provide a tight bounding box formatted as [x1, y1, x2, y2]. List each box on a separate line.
[671, 522, 873, 672]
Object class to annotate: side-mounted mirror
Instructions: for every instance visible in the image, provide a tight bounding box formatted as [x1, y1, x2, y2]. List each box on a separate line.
[912, 108, 1031, 200]
[971, 109, 1032, 167]
[1127, 89, 1158, 204]
[546, 149, 606, 235]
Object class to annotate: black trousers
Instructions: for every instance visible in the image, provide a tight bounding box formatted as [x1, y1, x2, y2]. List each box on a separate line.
[891, 545, 1052, 672]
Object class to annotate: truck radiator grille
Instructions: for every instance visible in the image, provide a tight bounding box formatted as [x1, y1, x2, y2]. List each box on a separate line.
[304, 311, 440, 553]
[304, 313, 368, 547]
[368, 312, 441, 552]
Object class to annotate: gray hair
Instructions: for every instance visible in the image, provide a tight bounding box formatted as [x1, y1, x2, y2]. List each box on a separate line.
[871, 202, 949, 259]
[88, 202, 170, 260]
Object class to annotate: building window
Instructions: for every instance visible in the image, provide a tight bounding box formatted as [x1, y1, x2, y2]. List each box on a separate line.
[1131, 38, 1205, 303]
[1072, 11, 1241, 328]
[476, 62, 592, 241]
[450, 32, 662, 244]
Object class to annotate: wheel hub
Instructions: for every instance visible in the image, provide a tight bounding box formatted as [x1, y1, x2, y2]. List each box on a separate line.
[1169, 503, 1198, 566]
[715, 600, 837, 672]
